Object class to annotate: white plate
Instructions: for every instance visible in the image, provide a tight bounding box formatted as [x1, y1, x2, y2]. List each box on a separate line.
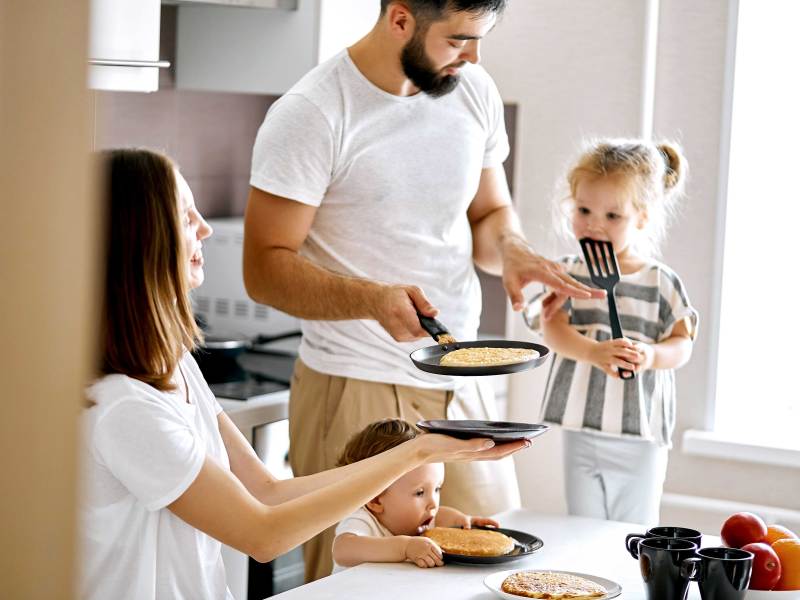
[484, 569, 622, 600]
[744, 591, 800, 600]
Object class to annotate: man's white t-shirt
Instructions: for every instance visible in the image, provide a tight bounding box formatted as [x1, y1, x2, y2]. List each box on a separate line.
[250, 50, 510, 389]
[332, 506, 394, 573]
[80, 353, 234, 600]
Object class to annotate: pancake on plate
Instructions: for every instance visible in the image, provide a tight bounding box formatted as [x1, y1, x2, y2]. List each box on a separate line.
[439, 347, 537, 367]
[500, 571, 607, 599]
[422, 527, 515, 557]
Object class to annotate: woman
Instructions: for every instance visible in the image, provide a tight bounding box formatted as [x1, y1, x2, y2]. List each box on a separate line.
[80, 148, 528, 599]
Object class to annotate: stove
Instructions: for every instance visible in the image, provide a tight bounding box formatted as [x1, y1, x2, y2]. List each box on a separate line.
[195, 347, 296, 401]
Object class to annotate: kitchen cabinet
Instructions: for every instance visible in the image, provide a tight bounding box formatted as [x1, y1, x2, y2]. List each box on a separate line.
[89, 0, 170, 92]
[175, 0, 380, 94]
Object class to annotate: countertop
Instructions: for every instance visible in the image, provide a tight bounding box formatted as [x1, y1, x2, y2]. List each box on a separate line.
[271, 509, 720, 599]
[219, 389, 290, 445]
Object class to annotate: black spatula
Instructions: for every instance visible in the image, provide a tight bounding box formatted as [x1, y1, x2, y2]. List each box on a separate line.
[579, 238, 634, 380]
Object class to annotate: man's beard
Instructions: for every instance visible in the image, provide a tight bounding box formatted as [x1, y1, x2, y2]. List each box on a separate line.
[400, 31, 463, 98]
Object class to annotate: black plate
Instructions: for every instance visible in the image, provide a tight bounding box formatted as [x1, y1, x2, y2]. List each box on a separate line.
[417, 419, 550, 443]
[409, 340, 550, 376]
[440, 526, 544, 565]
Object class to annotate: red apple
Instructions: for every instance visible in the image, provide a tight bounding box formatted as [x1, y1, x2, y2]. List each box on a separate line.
[742, 542, 782, 590]
[721, 512, 768, 548]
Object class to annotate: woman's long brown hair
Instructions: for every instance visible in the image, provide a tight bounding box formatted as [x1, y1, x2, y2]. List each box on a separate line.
[99, 149, 200, 391]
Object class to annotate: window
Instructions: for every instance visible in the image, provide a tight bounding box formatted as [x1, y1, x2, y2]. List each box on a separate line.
[714, 0, 800, 451]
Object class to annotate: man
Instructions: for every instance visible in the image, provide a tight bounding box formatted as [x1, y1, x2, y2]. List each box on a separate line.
[244, 0, 602, 581]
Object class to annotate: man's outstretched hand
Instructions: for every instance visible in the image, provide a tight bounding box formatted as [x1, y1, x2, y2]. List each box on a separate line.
[502, 237, 605, 311]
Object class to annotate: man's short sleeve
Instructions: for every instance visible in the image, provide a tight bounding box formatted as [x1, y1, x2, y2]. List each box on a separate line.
[250, 94, 335, 206]
[483, 77, 510, 168]
[92, 399, 206, 511]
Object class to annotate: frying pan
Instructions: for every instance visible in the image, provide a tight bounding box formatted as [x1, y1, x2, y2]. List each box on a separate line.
[409, 314, 550, 376]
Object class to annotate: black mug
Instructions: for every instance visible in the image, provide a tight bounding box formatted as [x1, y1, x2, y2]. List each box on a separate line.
[635, 537, 698, 600]
[626, 526, 703, 559]
[680, 547, 753, 600]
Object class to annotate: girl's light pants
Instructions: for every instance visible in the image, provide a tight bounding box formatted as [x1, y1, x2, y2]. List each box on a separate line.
[563, 429, 668, 526]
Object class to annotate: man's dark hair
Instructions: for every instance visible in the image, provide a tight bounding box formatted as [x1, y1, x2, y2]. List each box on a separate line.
[380, 0, 507, 22]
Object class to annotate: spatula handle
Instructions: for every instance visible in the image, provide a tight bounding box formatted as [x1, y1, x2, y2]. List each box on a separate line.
[607, 292, 635, 380]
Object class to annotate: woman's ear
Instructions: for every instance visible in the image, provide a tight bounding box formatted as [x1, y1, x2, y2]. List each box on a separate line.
[366, 495, 385, 514]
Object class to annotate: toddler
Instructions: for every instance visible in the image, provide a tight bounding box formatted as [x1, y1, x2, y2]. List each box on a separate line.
[331, 419, 499, 571]
[525, 138, 699, 526]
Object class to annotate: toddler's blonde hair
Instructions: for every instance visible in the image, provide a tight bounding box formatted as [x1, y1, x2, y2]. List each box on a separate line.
[336, 419, 419, 467]
[556, 138, 688, 257]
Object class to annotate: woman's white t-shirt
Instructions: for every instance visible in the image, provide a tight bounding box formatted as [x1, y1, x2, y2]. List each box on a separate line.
[80, 352, 234, 600]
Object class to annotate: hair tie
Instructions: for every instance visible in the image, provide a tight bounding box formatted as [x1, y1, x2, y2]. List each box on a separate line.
[658, 147, 674, 176]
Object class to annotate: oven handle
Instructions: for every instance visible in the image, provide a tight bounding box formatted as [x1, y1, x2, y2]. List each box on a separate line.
[253, 330, 302, 345]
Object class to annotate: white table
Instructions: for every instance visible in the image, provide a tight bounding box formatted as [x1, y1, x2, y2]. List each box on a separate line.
[271, 509, 716, 599]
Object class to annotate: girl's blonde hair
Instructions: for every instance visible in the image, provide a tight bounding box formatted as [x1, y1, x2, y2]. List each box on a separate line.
[556, 138, 688, 257]
[98, 148, 201, 392]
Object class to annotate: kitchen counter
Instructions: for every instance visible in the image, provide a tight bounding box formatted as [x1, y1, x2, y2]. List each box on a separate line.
[219, 389, 290, 445]
[271, 509, 719, 599]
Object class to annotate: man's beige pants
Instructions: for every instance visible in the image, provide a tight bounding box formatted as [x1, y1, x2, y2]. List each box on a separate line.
[287, 359, 521, 582]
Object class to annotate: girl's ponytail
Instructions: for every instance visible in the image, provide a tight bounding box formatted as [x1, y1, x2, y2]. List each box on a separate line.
[657, 142, 687, 197]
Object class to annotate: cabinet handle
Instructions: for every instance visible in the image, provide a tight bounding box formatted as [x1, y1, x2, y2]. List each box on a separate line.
[89, 59, 171, 69]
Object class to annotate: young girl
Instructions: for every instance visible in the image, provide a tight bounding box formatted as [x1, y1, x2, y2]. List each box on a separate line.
[524, 138, 698, 526]
[332, 419, 507, 571]
[81, 148, 527, 599]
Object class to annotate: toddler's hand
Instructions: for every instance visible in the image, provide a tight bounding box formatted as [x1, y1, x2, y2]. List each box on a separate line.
[441, 510, 471, 529]
[404, 537, 444, 568]
[470, 515, 500, 529]
[590, 338, 639, 378]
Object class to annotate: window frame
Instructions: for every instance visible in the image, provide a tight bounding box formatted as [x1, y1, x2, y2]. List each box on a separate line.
[683, 0, 800, 467]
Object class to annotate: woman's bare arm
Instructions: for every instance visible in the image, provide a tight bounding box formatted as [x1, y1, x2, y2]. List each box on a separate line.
[170, 424, 526, 563]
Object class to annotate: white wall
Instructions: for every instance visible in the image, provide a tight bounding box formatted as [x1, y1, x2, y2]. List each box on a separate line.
[481, 0, 799, 522]
[318, 0, 380, 62]
[481, 0, 652, 516]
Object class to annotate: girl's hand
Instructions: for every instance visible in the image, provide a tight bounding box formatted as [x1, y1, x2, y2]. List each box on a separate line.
[589, 338, 640, 378]
[411, 434, 529, 465]
[541, 291, 570, 322]
[470, 515, 500, 529]
[404, 536, 444, 568]
[629, 341, 655, 372]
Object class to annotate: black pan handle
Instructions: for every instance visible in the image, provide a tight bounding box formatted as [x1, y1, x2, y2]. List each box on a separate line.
[417, 312, 450, 342]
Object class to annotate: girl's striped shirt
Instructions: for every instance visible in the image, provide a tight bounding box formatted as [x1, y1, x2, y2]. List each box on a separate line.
[526, 256, 698, 446]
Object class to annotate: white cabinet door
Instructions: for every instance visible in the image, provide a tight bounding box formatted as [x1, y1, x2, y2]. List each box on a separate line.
[89, 0, 166, 92]
[175, 0, 379, 94]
